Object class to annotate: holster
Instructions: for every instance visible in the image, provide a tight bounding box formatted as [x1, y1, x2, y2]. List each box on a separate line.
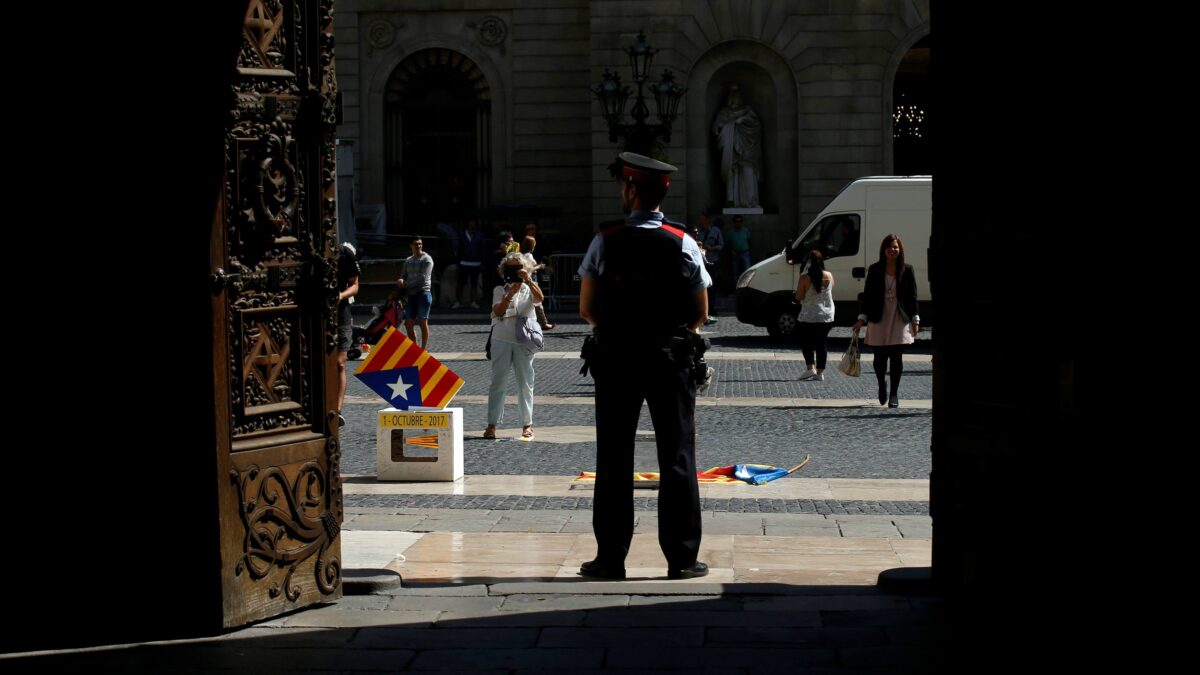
[579, 331, 599, 377]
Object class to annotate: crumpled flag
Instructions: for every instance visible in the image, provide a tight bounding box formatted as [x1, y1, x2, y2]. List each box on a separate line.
[575, 455, 809, 485]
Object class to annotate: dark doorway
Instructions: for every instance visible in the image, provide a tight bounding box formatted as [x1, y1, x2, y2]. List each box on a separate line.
[385, 49, 492, 233]
[894, 35, 931, 176]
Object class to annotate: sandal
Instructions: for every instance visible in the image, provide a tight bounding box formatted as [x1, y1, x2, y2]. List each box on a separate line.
[521, 425, 534, 440]
[483, 424, 497, 440]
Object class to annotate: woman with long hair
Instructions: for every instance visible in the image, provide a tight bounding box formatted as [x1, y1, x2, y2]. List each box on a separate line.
[853, 234, 920, 408]
[484, 252, 544, 440]
[795, 250, 835, 381]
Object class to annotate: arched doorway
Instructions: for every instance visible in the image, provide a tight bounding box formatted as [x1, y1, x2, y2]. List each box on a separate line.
[893, 35, 931, 175]
[384, 48, 491, 232]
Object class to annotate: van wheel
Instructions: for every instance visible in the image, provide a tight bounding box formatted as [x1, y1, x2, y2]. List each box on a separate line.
[767, 310, 798, 337]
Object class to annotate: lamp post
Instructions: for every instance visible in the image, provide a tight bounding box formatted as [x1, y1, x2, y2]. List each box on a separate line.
[592, 31, 686, 157]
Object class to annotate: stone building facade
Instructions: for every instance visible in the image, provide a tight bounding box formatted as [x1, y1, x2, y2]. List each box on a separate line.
[334, 0, 929, 261]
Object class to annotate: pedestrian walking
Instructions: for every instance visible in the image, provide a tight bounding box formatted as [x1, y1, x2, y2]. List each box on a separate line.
[853, 234, 920, 408]
[795, 250, 835, 381]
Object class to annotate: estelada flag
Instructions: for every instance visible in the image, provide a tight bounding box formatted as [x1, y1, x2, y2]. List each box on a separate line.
[574, 456, 810, 485]
[354, 327, 464, 410]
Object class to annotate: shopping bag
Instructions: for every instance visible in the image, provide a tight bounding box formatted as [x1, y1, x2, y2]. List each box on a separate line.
[837, 335, 861, 377]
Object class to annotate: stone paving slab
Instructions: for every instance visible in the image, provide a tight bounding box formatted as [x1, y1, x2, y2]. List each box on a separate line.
[581, 609, 824, 628]
[279, 608, 439, 628]
[627, 595, 744, 610]
[500, 594, 632, 611]
[344, 494, 929, 516]
[837, 522, 903, 538]
[538, 626, 704, 647]
[343, 514, 428, 530]
[707, 625, 888, 647]
[382, 596, 504, 612]
[407, 647, 605, 671]
[24, 645, 419, 671]
[894, 521, 933, 538]
[766, 526, 852, 537]
[348, 626, 539, 649]
[343, 476, 930, 502]
[762, 513, 840, 525]
[605, 646, 835, 669]
[432, 610, 588, 628]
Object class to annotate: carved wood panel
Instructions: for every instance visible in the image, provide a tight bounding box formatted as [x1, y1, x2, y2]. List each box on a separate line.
[214, 0, 342, 628]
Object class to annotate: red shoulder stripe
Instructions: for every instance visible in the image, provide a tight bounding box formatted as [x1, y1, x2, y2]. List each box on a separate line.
[660, 224, 685, 239]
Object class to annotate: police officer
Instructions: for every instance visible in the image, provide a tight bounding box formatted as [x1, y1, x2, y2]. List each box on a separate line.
[577, 152, 711, 580]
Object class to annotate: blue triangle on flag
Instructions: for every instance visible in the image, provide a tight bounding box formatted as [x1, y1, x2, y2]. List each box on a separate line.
[357, 366, 424, 410]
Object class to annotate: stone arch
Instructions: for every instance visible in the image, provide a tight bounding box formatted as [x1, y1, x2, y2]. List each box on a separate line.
[382, 49, 489, 231]
[365, 36, 511, 230]
[884, 25, 932, 175]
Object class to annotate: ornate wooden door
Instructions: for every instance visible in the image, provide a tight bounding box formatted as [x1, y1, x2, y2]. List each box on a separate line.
[211, 0, 343, 627]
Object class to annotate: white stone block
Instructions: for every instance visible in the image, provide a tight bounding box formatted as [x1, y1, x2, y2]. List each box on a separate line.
[375, 407, 464, 482]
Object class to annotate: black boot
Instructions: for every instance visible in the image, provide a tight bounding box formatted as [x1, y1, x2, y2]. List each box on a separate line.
[878, 379, 888, 406]
[580, 559, 626, 580]
[667, 561, 709, 580]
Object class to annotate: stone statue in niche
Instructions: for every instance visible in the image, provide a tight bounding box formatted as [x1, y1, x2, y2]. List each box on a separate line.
[712, 84, 762, 208]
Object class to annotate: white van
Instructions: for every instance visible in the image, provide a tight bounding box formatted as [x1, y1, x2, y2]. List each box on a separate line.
[734, 176, 931, 335]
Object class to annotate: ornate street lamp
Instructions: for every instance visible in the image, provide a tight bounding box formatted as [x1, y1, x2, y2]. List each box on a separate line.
[592, 31, 686, 156]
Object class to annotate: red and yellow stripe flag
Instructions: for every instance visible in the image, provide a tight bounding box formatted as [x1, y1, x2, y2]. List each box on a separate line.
[354, 327, 465, 410]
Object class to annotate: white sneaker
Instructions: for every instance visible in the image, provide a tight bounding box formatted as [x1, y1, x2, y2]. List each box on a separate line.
[798, 369, 817, 381]
[470, 302, 480, 309]
[813, 372, 824, 381]
[451, 302, 462, 309]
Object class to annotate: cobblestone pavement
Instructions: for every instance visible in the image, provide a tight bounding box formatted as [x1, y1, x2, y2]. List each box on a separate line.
[340, 320, 933, 482]
[358, 314, 932, 355]
[341, 402, 930, 480]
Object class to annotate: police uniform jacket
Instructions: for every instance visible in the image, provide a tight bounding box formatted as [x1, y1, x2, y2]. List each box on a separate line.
[578, 211, 710, 350]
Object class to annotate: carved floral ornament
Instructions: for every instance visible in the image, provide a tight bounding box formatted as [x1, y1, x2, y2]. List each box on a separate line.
[477, 16, 507, 48]
[366, 19, 396, 50]
[231, 463, 341, 601]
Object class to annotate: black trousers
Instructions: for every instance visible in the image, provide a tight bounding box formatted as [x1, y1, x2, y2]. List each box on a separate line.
[796, 321, 834, 369]
[592, 348, 701, 568]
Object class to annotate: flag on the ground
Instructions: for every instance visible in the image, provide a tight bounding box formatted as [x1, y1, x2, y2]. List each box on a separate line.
[354, 327, 464, 410]
[574, 456, 810, 485]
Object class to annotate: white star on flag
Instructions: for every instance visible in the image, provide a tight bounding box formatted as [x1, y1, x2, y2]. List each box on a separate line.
[387, 373, 413, 400]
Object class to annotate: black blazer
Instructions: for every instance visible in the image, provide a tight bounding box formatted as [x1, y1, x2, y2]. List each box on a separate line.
[859, 262, 918, 323]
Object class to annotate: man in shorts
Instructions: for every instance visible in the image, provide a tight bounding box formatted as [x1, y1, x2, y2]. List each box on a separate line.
[397, 235, 434, 350]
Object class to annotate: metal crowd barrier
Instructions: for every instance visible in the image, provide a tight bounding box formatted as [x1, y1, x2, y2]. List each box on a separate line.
[543, 253, 584, 311]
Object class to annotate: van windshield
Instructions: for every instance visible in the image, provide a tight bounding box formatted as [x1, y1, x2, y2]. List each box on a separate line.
[789, 214, 861, 262]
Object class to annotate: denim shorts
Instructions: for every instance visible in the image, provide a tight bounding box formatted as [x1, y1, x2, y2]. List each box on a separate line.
[404, 291, 433, 320]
